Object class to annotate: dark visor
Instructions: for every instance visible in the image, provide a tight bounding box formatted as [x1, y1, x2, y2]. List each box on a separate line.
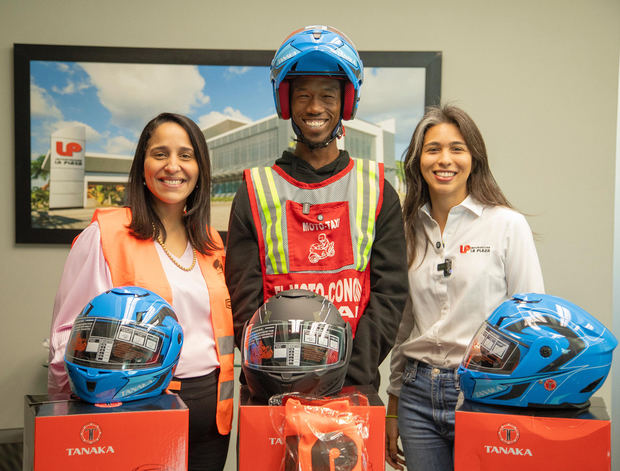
[462, 323, 522, 374]
[66, 317, 163, 369]
[243, 320, 347, 371]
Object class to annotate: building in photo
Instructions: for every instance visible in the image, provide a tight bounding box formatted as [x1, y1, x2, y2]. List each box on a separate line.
[207, 114, 397, 197]
[41, 126, 132, 210]
[40, 117, 397, 210]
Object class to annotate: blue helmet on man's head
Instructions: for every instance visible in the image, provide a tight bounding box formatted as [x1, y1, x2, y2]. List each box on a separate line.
[65, 286, 183, 403]
[270, 25, 364, 123]
[458, 293, 617, 408]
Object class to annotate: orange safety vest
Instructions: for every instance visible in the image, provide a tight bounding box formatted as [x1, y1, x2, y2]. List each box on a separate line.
[90, 207, 234, 435]
[245, 159, 384, 335]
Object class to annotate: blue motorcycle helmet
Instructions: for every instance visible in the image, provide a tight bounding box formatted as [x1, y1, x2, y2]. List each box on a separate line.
[270, 25, 364, 147]
[458, 293, 617, 408]
[64, 286, 183, 403]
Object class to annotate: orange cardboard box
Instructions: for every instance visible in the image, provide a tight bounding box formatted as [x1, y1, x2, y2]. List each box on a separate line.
[455, 397, 610, 470]
[237, 385, 385, 471]
[24, 393, 188, 471]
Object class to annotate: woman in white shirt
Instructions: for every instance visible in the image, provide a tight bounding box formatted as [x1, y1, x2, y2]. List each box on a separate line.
[385, 105, 544, 471]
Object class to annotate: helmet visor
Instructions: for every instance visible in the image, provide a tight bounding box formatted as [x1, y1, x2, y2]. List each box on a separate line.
[243, 320, 347, 371]
[461, 323, 521, 374]
[65, 317, 164, 369]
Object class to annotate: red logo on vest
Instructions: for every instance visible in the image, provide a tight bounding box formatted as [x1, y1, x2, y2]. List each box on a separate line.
[460, 245, 471, 254]
[287, 201, 353, 271]
[56, 141, 83, 156]
[308, 233, 335, 263]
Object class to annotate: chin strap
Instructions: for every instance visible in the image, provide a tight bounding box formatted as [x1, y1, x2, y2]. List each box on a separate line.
[291, 119, 344, 150]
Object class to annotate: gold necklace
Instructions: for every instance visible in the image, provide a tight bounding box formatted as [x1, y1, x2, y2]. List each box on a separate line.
[153, 224, 197, 272]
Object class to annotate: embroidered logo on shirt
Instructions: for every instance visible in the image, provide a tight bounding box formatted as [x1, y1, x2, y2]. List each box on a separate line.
[460, 244, 491, 254]
[308, 233, 336, 264]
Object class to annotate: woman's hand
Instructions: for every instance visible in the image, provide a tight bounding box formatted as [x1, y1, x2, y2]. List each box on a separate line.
[386, 394, 406, 470]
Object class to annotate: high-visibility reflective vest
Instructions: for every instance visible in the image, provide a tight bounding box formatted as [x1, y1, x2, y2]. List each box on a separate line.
[245, 158, 384, 334]
[92, 207, 234, 435]
[283, 397, 366, 471]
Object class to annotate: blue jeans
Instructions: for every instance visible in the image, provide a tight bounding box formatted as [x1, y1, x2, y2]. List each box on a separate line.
[398, 359, 460, 471]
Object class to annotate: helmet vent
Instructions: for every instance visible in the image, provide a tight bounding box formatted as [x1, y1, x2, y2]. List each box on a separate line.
[86, 381, 96, 392]
[494, 382, 530, 401]
[580, 377, 603, 393]
[142, 373, 168, 394]
[149, 306, 179, 325]
[79, 303, 94, 318]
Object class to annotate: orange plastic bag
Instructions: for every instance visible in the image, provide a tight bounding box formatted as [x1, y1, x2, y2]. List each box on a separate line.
[270, 393, 370, 471]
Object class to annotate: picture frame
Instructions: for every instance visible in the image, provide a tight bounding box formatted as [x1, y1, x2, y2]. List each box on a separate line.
[14, 43, 441, 244]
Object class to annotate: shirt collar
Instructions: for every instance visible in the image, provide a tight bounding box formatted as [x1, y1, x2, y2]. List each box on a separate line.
[459, 195, 484, 216]
[418, 194, 484, 220]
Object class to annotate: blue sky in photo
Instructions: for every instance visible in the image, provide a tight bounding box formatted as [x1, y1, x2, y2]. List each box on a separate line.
[30, 60, 425, 163]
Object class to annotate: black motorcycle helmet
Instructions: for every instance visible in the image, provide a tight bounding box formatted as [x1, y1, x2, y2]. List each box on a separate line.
[241, 289, 352, 401]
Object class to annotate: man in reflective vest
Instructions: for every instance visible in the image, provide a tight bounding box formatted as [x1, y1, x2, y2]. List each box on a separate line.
[226, 25, 408, 389]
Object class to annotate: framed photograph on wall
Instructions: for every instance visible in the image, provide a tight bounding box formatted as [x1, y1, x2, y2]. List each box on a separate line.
[14, 43, 441, 244]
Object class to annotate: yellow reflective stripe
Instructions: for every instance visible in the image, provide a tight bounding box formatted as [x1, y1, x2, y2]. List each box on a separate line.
[362, 162, 377, 268]
[251, 167, 279, 274]
[264, 168, 288, 273]
[355, 160, 365, 270]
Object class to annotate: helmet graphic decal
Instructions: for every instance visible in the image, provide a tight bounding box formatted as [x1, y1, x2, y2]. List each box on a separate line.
[544, 378, 557, 391]
[501, 305, 586, 374]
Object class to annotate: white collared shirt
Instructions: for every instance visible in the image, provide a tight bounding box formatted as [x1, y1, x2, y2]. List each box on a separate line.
[388, 196, 544, 396]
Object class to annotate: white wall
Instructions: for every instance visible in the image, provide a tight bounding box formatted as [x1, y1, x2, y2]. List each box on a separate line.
[1, 0, 619, 469]
[612, 55, 620, 470]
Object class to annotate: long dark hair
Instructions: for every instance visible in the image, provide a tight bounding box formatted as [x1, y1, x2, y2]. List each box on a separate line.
[403, 105, 511, 266]
[126, 112, 220, 254]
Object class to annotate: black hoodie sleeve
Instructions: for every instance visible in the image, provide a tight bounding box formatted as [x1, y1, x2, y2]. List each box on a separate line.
[225, 182, 264, 349]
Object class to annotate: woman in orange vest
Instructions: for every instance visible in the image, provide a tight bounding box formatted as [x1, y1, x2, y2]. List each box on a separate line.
[48, 113, 234, 471]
